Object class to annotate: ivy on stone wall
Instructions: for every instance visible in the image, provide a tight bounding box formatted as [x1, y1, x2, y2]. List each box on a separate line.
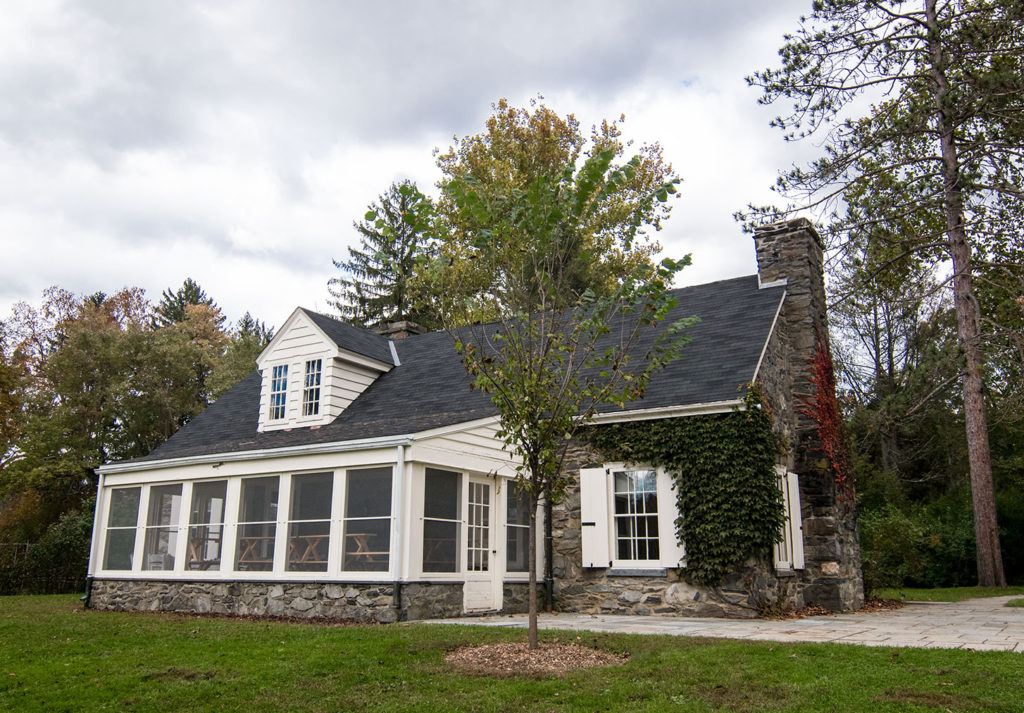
[583, 387, 785, 587]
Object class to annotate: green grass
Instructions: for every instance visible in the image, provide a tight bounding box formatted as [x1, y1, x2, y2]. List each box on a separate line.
[1006, 598, 1024, 608]
[1, 595, 1022, 712]
[874, 585, 1024, 602]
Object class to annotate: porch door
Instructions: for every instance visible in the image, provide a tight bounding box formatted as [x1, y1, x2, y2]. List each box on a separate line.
[463, 478, 501, 612]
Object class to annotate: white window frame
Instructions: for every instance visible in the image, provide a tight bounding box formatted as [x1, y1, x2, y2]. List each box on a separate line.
[301, 359, 322, 417]
[580, 464, 684, 570]
[269, 364, 288, 420]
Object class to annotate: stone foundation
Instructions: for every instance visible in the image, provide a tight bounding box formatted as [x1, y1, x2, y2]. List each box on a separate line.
[89, 579, 466, 623]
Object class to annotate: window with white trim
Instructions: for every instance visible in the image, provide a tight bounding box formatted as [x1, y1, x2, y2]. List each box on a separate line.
[613, 469, 660, 562]
[269, 365, 288, 420]
[103, 487, 141, 570]
[302, 359, 321, 417]
[187, 480, 227, 571]
[579, 465, 684, 570]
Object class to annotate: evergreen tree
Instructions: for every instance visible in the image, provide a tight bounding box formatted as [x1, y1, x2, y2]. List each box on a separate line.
[328, 180, 434, 328]
[156, 278, 223, 329]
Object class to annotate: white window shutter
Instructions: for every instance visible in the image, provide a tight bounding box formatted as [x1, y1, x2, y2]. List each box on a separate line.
[579, 467, 610, 568]
[658, 471, 686, 568]
[786, 470, 805, 569]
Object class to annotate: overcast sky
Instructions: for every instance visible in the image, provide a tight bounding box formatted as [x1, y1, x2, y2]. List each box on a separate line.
[0, 0, 815, 329]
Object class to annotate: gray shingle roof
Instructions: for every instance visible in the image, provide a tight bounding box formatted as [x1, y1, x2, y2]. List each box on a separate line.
[130, 275, 784, 463]
[300, 308, 394, 364]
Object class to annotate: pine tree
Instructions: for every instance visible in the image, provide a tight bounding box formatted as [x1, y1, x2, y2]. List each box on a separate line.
[747, 0, 1024, 586]
[156, 278, 223, 329]
[328, 180, 434, 328]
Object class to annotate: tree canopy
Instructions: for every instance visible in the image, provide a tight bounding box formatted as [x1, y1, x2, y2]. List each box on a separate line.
[747, 0, 1024, 586]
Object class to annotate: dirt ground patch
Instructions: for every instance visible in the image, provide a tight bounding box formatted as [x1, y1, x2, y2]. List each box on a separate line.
[444, 642, 626, 677]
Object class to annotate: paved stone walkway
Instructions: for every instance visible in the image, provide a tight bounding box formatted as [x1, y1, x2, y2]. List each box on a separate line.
[431, 596, 1024, 652]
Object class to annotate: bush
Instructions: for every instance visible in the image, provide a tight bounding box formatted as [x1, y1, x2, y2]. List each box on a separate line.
[859, 498, 975, 594]
[0, 498, 93, 594]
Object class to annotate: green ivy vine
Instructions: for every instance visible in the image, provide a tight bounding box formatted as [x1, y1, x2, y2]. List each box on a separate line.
[582, 387, 785, 587]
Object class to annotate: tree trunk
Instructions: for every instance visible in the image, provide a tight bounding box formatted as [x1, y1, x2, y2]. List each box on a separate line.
[925, 0, 1006, 587]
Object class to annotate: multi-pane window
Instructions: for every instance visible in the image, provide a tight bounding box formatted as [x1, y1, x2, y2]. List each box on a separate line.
[269, 365, 288, 420]
[422, 468, 460, 573]
[143, 484, 182, 571]
[505, 485, 531, 573]
[342, 467, 392, 571]
[613, 469, 660, 562]
[235, 476, 279, 571]
[187, 481, 227, 571]
[302, 359, 322, 417]
[103, 487, 141, 570]
[467, 482, 490, 572]
[287, 472, 332, 572]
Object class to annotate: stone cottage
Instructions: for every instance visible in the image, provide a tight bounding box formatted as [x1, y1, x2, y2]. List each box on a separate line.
[86, 219, 863, 621]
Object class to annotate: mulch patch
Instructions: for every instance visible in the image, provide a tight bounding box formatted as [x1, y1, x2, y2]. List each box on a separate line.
[445, 642, 627, 677]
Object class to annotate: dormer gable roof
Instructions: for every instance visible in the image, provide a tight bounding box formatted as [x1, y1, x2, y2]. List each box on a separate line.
[256, 308, 395, 372]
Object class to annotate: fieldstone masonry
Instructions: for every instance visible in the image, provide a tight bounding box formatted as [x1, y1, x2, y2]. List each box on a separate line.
[89, 579, 466, 623]
[550, 219, 863, 618]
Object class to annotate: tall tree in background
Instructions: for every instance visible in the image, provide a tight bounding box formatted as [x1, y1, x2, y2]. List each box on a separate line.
[419, 98, 678, 323]
[747, 0, 1024, 587]
[156, 278, 224, 329]
[209, 312, 275, 398]
[328, 180, 435, 328]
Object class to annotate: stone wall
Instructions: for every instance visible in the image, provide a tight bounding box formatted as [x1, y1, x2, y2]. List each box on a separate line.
[753, 219, 864, 612]
[89, 579, 465, 623]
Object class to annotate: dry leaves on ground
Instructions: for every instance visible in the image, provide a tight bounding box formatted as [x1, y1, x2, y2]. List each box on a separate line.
[445, 642, 627, 677]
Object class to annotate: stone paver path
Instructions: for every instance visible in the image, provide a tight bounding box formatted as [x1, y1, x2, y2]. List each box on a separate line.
[431, 596, 1024, 652]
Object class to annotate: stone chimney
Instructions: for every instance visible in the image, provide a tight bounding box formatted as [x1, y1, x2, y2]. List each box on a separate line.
[371, 320, 427, 340]
[753, 218, 864, 613]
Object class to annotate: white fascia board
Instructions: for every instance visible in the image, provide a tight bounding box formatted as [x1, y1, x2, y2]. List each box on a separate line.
[335, 347, 392, 373]
[97, 433, 415, 475]
[589, 399, 744, 425]
[758, 276, 789, 290]
[752, 289, 787, 383]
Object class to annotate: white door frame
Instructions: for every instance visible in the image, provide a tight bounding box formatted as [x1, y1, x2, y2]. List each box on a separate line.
[462, 475, 502, 612]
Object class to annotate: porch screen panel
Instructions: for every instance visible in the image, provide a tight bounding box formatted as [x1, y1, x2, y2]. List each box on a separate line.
[505, 484, 530, 573]
[287, 472, 333, 572]
[235, 476, 279, 571]
[342, 467, 392, 572]
[143, 484, 183, 571]
[422, 468, 459, 572]
[187, 480, 227, 571]
[103, 487, 141, 570]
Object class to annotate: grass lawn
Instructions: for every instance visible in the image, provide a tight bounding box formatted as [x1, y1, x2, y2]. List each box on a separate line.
[1, 595, 1022, 712]
[874, 585, 1024, 602]
[1007, 599, 1024, 608]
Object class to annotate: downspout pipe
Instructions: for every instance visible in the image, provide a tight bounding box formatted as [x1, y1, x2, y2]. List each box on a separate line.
[392, 444, 405, 619]
[544, 483, 554, 611]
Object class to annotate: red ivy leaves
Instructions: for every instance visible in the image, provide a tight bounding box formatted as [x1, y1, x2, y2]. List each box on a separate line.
[797, 329, 854, 501]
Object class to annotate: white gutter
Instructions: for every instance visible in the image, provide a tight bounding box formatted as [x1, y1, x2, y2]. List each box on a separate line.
[391, 444, 406, 582]
[97, 433, 415, 475]
[588, 398, 744, 424]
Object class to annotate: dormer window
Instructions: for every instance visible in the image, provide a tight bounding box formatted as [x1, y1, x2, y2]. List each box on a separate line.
[269, 365, 288, 420]
[302, 359, 322, 417]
